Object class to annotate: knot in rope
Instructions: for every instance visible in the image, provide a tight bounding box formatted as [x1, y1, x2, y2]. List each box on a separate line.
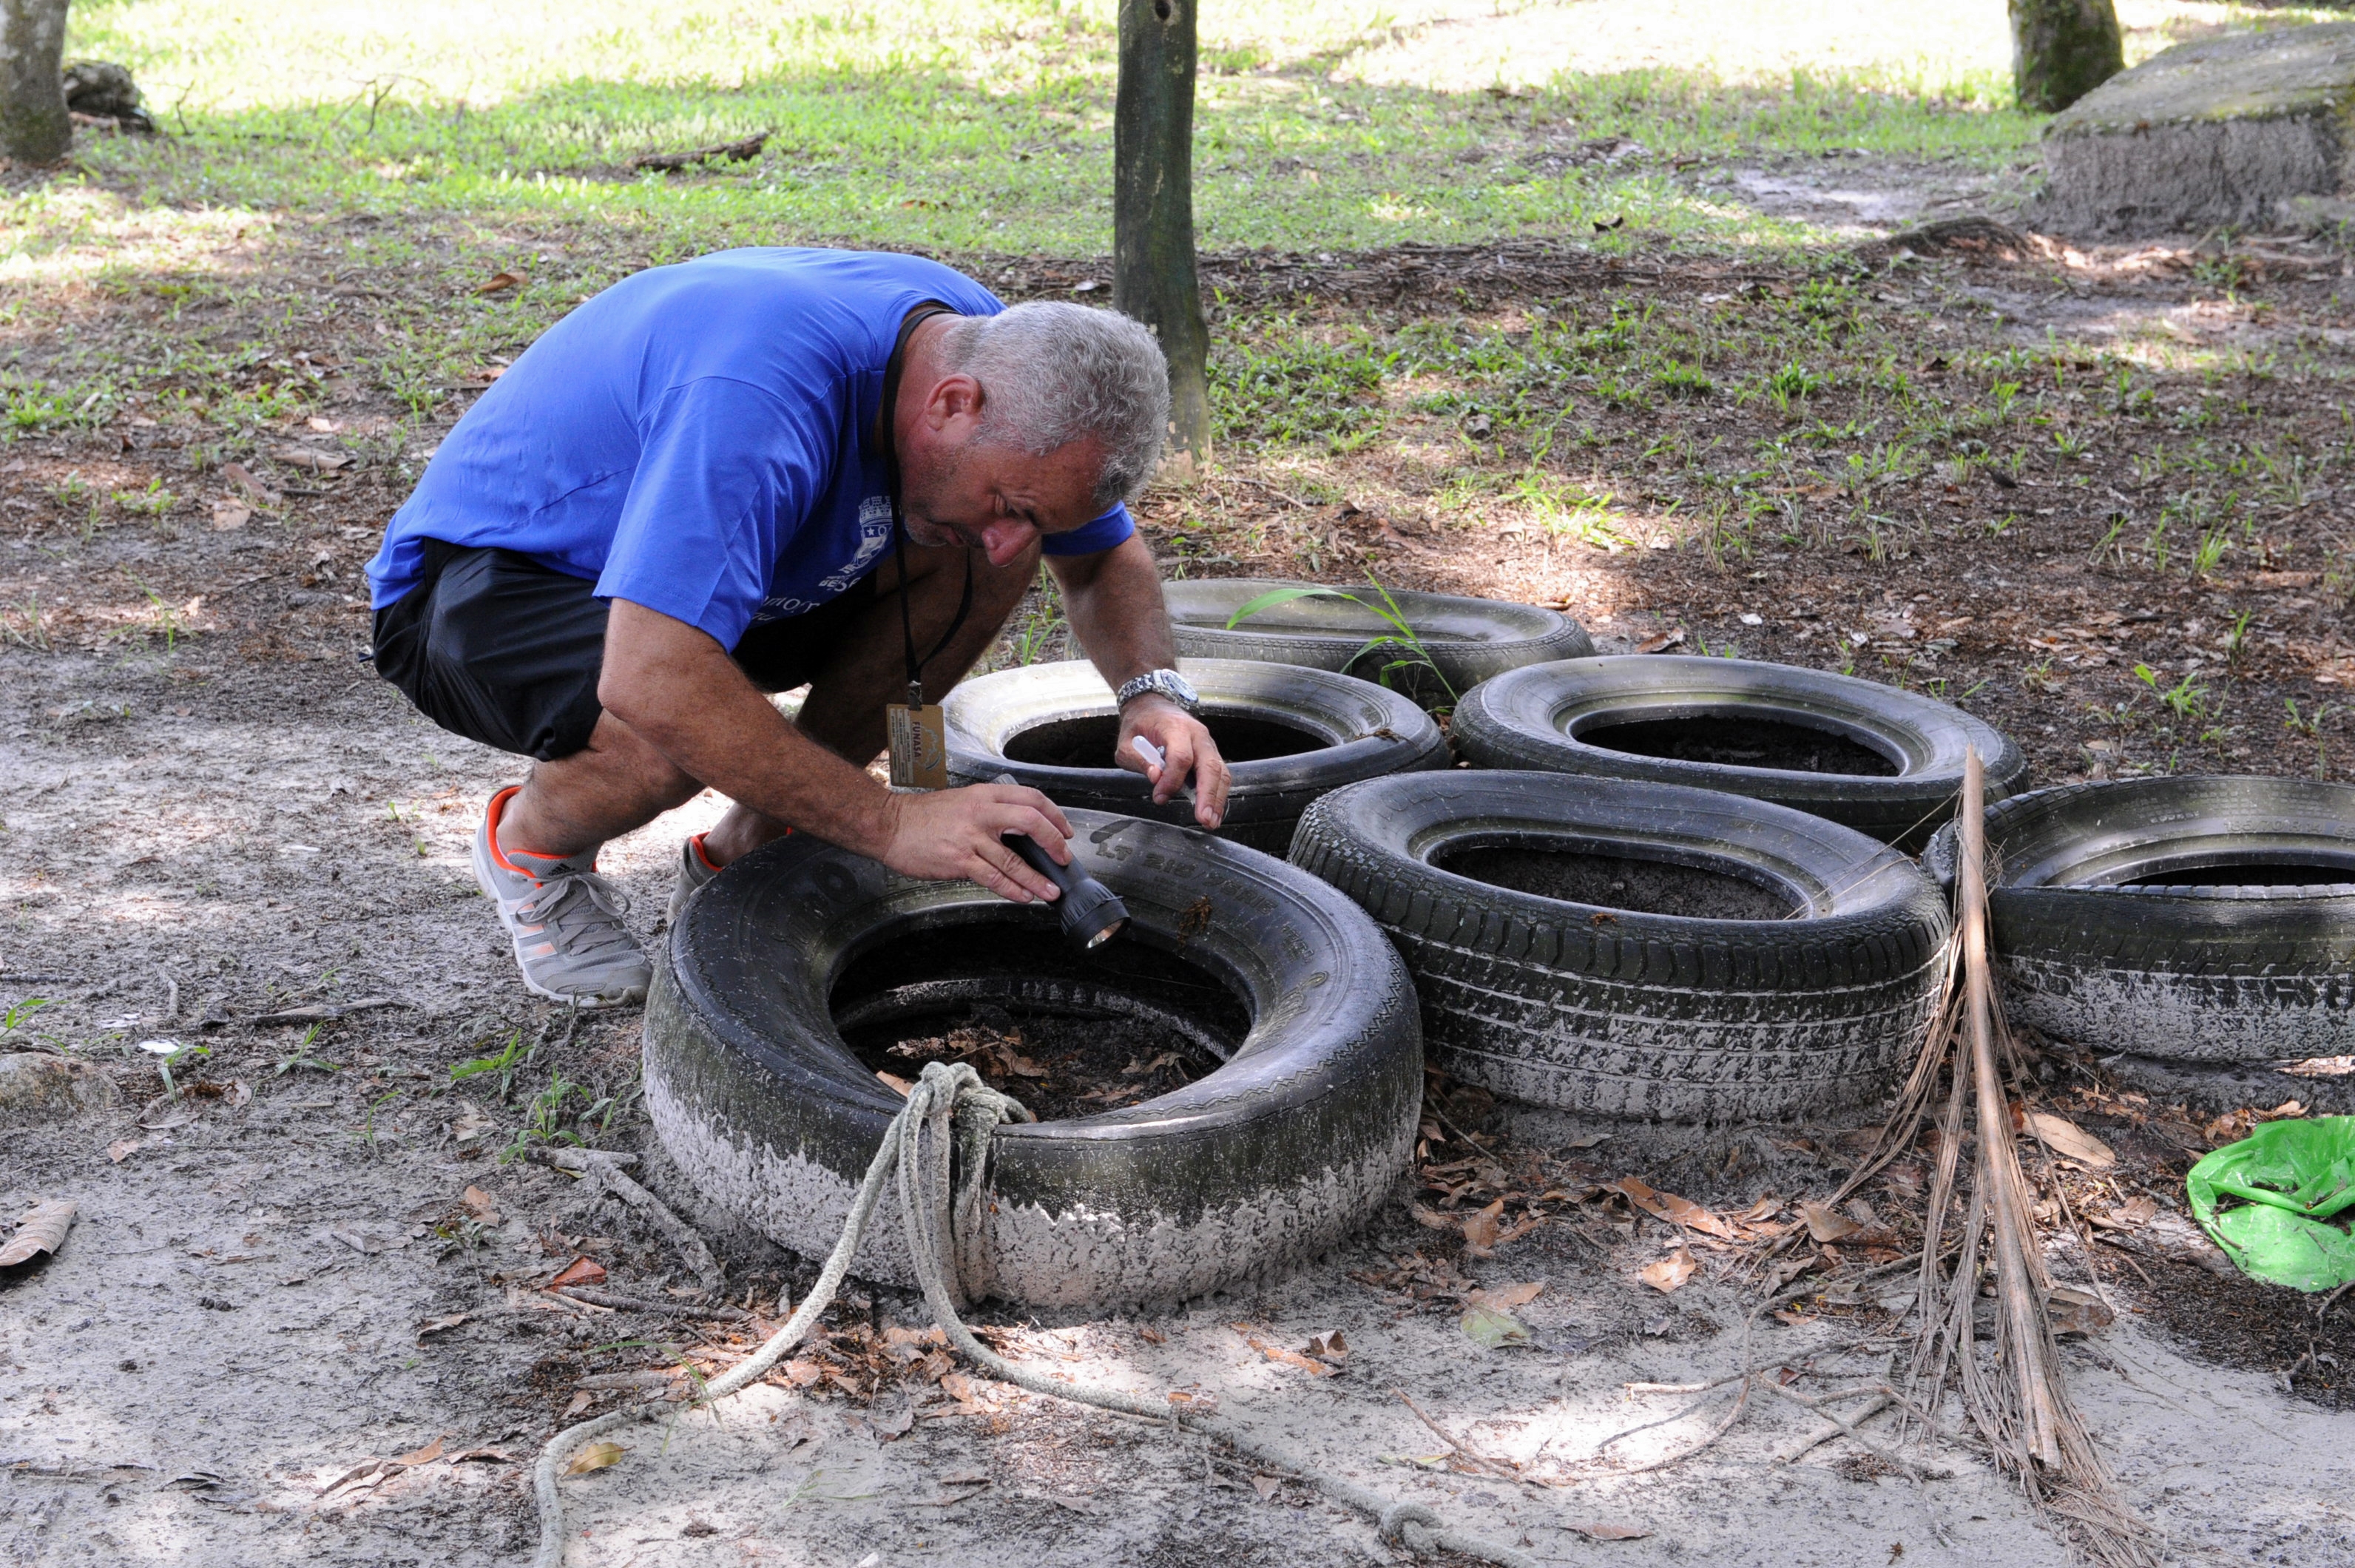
[1382, 1502, 1445, 1551]
[902, 1061, 1032, 1305]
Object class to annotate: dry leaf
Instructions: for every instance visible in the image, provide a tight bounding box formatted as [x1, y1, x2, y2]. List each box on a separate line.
[987, 1047, 1048, 1079]
[1236, 1325, 1337, 1376]
[1638, 1252, 1696, 1294]
[1613, 1177, 1735, 1240]
[1408, 1202, 1456, 1231]
[549, 1255, 607, 1290]
[460, 1186, 500, 1224]
[2025, 1112, 2115, 1170]
[447, 1447, 515, 1464]
[1461, 1199, 1507, 1253]
[1251, 1473, 1282, 1501]
[416, 1312, 472, 1339]
[871, 1403, 916, 1439]
[391, 1436, 446, 1469]
[1467, 1281, 1543, 1310]
[1459, 1305, 1533, 1349]
[2047, 1284, 2116, 1337]
[876, 1071, 914, 1097]
[561, 1441, 625, 1476]
[210, 499, 251, 531]
[107, 1138, 142, 1163]
[0, 1200, 75, 1268]
[1799, 1200, 1862, 1243]
[220, 462, 280, 504]
[266, 444, 351, 471]
[473, 270, 526, 295]
[330, 1226, 407, 1254]
[1635, 629, 1686, 655]
[317, 1457, 389, 1496]
[1568, 1521, 1652, 1541]
[1139, 1325, 1168, 1345]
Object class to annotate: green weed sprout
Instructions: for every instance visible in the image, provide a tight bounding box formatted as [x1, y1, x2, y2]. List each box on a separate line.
[1224, 574, 1459, 708]
[272, 1024, 342, 1077]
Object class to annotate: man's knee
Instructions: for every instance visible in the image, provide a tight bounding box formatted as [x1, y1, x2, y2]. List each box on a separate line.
[563, 712, 702, 810]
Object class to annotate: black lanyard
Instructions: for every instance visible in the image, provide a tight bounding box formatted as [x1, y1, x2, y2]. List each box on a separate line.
[879, 302, 973, 707]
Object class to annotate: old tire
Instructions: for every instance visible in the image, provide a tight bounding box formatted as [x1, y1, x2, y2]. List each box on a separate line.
[1289, 771, 1952, 1122]
[945, 657, 1447, 854]
[643, 810, 1422, 1309]
[1163, 578, 1593, 707]
[1451, 655, 2024, 849]
[1923, 777, 2355, 1064]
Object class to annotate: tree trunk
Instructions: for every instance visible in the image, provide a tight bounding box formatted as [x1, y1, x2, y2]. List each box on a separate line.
[1114, 0, 1209, 481]
[0, 0, 68, 163]
[2009, 0, 2123, 114]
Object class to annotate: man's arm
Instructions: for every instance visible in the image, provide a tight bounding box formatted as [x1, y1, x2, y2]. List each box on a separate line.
[597, 598, 1075, 903]
[1049, 534, 1230, 828]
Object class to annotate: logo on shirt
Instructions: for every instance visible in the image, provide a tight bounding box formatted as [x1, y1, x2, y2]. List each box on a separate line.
[819, 495, 894, 595]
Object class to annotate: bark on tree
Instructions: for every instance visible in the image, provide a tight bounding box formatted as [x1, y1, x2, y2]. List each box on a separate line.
[2009, 0, 2123, 114]
[1114, 0, 1210, 480]
[0, 0, 68, 163]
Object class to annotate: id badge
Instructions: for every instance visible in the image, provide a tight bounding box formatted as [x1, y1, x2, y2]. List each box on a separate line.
[885, 702, 949, 790]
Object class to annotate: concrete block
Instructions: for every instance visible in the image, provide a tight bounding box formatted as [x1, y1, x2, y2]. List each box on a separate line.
[2035, 23, 2355, 234]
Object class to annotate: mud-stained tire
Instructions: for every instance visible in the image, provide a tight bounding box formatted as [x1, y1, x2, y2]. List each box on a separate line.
[1450, 655, 2025, 849]
[1162, 578, 1594, 706]
[1923, 777, 2355, 1064]
[643, 811, 1422, 1309]
[944, 657, 1446, 854]
[1289, 771, 1951, 1123]
[2101, 1054, 2355, 1118]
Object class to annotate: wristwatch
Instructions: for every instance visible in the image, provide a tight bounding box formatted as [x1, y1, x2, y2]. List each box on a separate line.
[1115, 669, 1200, 713]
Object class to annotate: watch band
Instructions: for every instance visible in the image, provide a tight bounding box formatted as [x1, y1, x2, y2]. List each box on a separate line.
[1116, 669, 1198, 712]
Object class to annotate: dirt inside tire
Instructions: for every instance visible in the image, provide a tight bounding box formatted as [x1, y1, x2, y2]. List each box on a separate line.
[829, 923, 1247, 1121]
[1439, 844, 1801, 921]
[1576, 714, 1898, 776]
[1001, 711, 1327, 768]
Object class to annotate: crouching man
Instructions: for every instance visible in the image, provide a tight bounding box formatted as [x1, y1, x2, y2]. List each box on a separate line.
[364, 247, 1230, 1007]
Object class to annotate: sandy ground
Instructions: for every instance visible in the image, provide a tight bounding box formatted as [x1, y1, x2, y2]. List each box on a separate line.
[1, 630, 2351, 1567]
[4, 138, 2355, 1562]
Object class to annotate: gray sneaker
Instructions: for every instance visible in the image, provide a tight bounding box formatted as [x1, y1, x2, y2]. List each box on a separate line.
[667, 833, 722, 926]
[471, 788, 652, 1007]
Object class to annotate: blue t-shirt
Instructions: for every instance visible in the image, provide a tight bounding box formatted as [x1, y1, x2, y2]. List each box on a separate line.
[365, 248, 1135, 648]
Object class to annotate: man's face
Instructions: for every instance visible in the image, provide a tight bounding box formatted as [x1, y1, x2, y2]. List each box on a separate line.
[900, 433, 1107, 567]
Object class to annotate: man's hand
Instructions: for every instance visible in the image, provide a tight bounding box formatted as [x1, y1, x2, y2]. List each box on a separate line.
[879, 781, 1075, 904]
[1116, 695, 1230, 830]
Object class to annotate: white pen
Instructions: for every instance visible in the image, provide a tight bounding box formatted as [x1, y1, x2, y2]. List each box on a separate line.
[1130, 734, 1197, 804]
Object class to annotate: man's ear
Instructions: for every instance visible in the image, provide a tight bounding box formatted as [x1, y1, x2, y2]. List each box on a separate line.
[923, 372, 985, 434]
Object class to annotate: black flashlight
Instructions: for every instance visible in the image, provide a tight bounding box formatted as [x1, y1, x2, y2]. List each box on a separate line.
[994, 774, 1129, 950]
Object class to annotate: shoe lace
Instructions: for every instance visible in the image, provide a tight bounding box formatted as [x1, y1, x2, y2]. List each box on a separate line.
[518, 868, 639, 959]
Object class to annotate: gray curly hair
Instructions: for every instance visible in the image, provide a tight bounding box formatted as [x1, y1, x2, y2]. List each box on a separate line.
[942, 302, 1169, 507]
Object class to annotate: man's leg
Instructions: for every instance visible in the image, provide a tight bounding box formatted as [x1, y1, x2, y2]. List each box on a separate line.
[497, 710, 701, 861]
[700, 540, 1038, 865]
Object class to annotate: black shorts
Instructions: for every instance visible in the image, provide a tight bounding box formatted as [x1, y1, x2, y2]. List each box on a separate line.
[370, 541, 876, 761]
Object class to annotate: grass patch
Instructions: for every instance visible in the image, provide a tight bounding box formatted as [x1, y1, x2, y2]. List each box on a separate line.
[49, 0, 2047, 265]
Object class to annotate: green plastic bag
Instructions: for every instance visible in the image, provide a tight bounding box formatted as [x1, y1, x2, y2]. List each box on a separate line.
[2186, 1116, 2355, 1293]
